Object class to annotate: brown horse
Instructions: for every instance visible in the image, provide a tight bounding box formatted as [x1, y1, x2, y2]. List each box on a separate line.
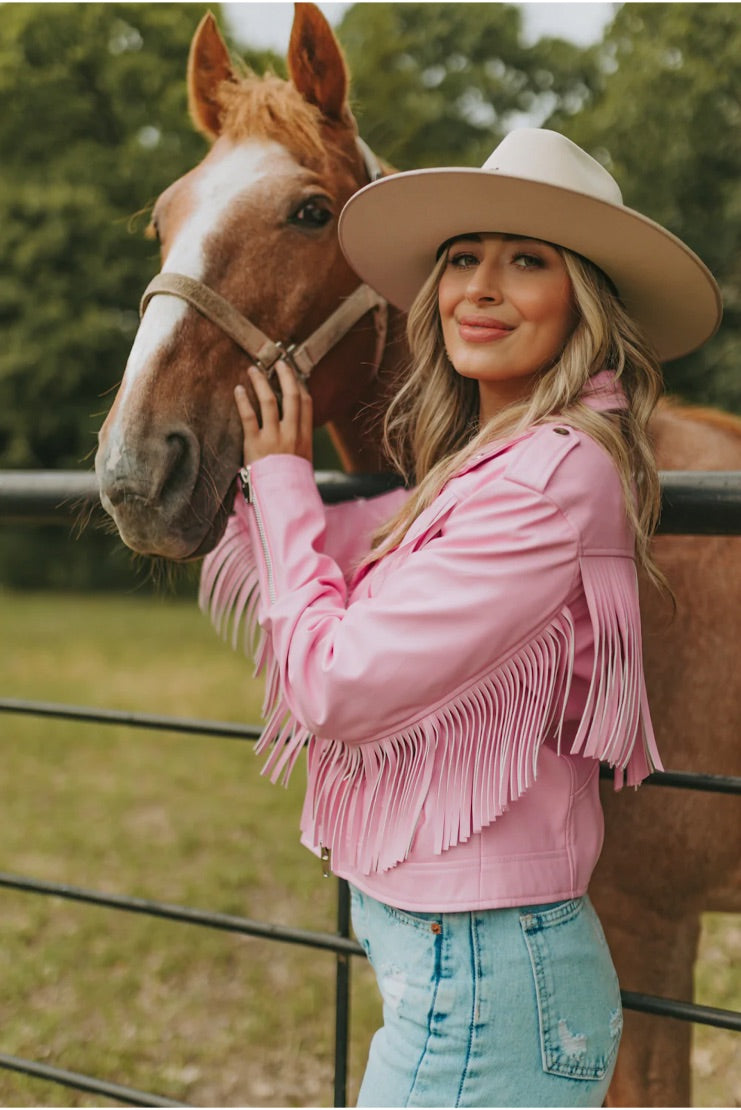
[95, 7, 740, 1105]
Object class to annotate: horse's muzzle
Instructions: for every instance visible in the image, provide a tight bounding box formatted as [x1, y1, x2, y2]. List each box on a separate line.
[95, 424, 227, 559]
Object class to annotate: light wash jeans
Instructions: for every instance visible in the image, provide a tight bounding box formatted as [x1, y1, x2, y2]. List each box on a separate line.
[350, 888, 622, 1108]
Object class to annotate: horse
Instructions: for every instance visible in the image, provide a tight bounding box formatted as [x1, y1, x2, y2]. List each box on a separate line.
[95, 4, 405, 561]
[95, 7, 740, 1105]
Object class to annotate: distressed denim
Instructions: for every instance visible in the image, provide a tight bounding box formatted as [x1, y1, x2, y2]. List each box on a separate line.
[351, 888, 622, 1108]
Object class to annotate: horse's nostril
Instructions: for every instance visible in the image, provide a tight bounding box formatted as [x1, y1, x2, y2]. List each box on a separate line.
[166, 430, 189, 464]
[159, 428, 199, 505]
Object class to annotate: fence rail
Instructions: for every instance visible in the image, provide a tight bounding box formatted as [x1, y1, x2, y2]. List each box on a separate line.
[1, 469, 740, 1106]
[2, 468, 741, 533]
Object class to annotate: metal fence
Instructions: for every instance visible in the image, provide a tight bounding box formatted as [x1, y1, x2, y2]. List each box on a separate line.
[1, 469, 740, 1107]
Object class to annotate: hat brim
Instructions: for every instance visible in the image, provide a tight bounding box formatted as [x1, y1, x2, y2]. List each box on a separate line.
[338, 168, 722, 363]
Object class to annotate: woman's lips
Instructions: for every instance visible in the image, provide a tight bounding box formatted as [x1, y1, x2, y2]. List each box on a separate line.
[457, 317, 515, 343]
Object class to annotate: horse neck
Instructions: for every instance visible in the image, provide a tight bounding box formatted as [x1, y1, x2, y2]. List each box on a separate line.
[325, 307, 407, 474]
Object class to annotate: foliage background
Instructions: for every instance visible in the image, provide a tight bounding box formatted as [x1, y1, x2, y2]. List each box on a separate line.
[1, 1, 739, 585]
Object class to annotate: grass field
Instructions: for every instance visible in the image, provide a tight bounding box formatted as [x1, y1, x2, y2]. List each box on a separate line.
[0, 589, 738, 1106]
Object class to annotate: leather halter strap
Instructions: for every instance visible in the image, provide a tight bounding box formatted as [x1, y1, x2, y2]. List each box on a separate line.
[140, 273, 386, 381]
[139, 138, 388, 383]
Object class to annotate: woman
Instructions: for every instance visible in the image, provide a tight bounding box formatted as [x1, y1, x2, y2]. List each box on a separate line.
[200, 129, 721, 1107]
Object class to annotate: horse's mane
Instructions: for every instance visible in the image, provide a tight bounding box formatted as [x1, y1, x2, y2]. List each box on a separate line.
[217, 72, 327, 169]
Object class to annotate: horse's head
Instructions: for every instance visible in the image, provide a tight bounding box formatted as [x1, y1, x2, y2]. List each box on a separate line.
[96, 4, 389, 560]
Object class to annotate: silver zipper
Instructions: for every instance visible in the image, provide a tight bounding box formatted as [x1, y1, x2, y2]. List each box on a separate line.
[239, 466, 277, 604]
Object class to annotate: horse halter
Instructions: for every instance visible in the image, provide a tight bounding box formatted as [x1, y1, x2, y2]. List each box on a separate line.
[139, 140, 388, 384]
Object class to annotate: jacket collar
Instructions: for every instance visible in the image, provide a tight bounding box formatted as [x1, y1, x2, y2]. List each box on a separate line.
[453, 370, 628, 480]
[579, 369, 629, 412]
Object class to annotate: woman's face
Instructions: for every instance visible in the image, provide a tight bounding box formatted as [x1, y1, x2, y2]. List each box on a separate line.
[438, 233, 577, 420]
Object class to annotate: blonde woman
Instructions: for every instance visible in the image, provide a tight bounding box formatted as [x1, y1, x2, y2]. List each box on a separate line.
[201, 129, 720, 1107]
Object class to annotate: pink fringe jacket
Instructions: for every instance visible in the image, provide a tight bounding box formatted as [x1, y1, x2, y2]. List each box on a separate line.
[200, 372, 661, 911]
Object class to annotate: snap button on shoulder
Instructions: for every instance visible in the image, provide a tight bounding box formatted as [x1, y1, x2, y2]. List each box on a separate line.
[553, 427, 570, 435]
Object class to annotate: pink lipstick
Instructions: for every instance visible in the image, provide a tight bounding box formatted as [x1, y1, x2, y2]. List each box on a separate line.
[458, 316, 515, 342]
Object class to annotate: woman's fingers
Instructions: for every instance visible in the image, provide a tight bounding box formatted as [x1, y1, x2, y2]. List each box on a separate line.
[236, 360, 312, 464]
[272, 361, 311, 456]
[276, 361, 313, 460]
[248, 364, 280, 423]
[275, 359, 300, 436]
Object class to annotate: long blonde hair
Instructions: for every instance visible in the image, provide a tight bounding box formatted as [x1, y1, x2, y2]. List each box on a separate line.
[370, 244, 668, 592]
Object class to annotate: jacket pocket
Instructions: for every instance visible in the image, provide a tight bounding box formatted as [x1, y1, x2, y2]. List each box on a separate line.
[519, 897, 622, 1082]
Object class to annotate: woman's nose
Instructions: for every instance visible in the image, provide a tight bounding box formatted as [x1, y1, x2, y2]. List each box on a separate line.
[466, 265, 502, 303]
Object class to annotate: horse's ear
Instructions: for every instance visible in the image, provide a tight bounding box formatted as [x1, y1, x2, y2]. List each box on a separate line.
[288, 3, 350, 123]
[187, 11, 236, 140]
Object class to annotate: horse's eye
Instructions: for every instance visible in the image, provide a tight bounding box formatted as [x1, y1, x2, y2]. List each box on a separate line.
[290, 198, 332, 231]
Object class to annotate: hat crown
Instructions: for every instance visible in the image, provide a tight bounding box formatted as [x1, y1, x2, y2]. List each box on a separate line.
[482, 128, 623, 207]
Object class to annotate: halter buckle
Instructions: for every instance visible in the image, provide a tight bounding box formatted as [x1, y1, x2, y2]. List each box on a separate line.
[255, 342, 309, 384]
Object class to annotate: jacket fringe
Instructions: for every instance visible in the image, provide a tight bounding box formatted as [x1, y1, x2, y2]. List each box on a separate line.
[571, 556, 661, 788]
[200, 517, 660, 875]
[198, 499, 279, 713]
[305, 609, 576, 873]
[199, 504, 314, 783]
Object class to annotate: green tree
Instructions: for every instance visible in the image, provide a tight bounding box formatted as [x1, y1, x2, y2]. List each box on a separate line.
[336, 2, 599, 169]
[0, 2, 278, 472]
[0, 3, 275, 588]
[559, 2, 741, 409]
[0, 4, 201, 470]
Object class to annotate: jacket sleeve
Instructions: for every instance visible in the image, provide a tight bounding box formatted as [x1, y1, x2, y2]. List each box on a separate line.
[245, 453, 580, 744]
[199, 476, 409, 653]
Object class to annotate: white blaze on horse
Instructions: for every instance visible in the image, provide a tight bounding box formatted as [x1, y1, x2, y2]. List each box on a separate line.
[95, 7, 740, 1107]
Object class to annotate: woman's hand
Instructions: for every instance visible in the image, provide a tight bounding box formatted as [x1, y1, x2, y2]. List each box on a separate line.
[235, 360, 313, 465]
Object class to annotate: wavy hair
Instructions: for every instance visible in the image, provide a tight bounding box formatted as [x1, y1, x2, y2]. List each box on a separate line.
[370, 244, 668, 593]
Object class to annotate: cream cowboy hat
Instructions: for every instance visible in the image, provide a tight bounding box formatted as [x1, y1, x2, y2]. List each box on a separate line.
[338, 128, 722, 363]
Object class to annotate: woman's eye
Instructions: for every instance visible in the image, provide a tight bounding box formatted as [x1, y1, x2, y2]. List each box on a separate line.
[448, 252, 479, 269]
[290, 198, 332, 230]
[513, 252, 544, 269]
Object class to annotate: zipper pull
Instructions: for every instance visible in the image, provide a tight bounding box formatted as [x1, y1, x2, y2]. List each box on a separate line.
[238, 466, 252, 503]
[320, 845, 331, 878]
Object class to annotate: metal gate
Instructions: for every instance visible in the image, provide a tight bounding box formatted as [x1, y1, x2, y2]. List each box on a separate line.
[1, 468, 739, 1107]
